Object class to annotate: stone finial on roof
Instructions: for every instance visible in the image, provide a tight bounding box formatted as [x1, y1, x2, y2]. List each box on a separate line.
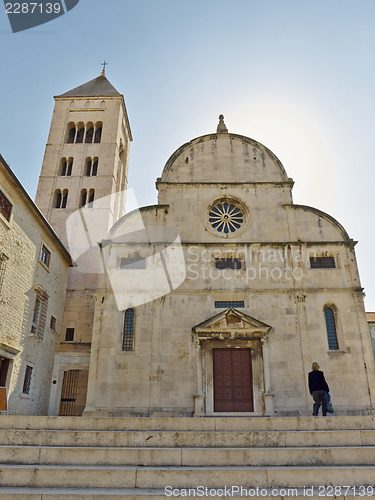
[217, 114, 228, 133]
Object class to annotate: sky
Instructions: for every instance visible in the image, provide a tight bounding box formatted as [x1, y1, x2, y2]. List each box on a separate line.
[1, 0, 375, 309]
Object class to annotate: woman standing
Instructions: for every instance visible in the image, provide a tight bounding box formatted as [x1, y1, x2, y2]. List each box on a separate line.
[308, 362, 330, 416]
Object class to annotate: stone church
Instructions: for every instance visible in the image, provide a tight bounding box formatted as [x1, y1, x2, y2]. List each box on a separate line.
[33, 72, 375, 417]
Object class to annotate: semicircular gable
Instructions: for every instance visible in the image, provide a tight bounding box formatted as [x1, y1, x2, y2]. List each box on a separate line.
[285, 204, 350, 241]
[160, 133, 289, 183]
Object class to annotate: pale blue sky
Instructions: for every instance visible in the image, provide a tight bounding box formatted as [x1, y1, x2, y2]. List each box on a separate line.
[1, 1, 375, 308]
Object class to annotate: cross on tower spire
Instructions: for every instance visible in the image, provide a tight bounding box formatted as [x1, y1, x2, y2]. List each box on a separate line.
[101, 61, 108, 76]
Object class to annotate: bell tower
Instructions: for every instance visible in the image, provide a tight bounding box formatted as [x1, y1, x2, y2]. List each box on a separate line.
[35, 71, 132, 246]
[35, 72, 132, 416]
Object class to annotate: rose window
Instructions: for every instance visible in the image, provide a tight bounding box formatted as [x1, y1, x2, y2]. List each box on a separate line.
[208, 200, 245, 234]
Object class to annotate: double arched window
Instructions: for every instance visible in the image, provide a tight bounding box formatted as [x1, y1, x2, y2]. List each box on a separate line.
[122, 308, 134, 351]
[54, 189, 68, 209]
[66, 122, 103, 144]
[85, 157, 99, 176]
[79, 189, 95, 208]
[324, 306, 339, 350]
[60, 157, 73, 176]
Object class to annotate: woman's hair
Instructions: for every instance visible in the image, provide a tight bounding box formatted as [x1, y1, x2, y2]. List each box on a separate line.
[312, 362, 320, 371]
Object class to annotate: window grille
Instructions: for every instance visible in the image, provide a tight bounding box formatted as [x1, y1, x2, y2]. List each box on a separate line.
[324, 307, 339, 350]
[120, 257, 146, 270]
[215, 258, 242, 270]
[122, 309, 134, 351]
[215, 301, 244, 308]
[22, 365, 33, 394]
[50, 316, 56, 331]
[0, 190, 12, 222]
[31, 289, 48, 339]
[310, 257, 336, 269]
[40, 245, 51, 268]
[0, 252, 8, 293]
[65, 328, 75, 342]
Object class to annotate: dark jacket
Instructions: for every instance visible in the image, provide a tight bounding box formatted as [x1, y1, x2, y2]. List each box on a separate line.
[308, 370, 329, 394]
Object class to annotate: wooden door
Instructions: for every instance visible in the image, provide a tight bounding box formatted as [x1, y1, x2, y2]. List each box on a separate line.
[213, 348, 254, 412]
[0, 357, 10, 387]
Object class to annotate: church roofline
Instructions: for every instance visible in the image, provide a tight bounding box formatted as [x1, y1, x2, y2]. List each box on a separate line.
[0, 154, 73, 266]
[283, 204, 351, 241]
[161, 133, 289, 182]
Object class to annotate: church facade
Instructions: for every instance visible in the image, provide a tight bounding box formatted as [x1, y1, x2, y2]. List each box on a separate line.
[34, 74, 375, 417]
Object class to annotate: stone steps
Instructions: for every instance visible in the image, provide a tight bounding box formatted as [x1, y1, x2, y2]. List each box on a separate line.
[0, 464, 374, 489]
[0, 415, 373, 496]
[1, 445, 375, 466]
[1, 429, 374, 447]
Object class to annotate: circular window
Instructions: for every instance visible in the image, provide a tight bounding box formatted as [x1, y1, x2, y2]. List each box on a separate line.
[208, 199, 245, 235]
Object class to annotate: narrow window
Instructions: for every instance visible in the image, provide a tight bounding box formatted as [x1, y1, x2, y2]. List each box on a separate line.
[0, 252, 9, 294]
[94, 124, 102, 143]
[86, 158, 92, 176]
[0, 190, 12, 222]
[66, 159, 73, 176]
[120, 256, 146, 270]
[215, 301, 244, 308]
[67, 126, 76, 144]
[31, 289, 48, 339]
[85, 126, 94, 144]
[122, 309, 134, 351]
[22, 365, 33, 394]
[65, 328, 75, 342]
[54, 190, 62, 208]
[215, 258, 242, 270]
[324, 306, 339, 350]
[88, 189, 95, 207]
[50, 316, 56, 331]
[61, 190, 68, 209]
[61, 159, 67, 176]
[40, 245, 51, 268]
[92, 159, 98, 176]
[310, 257, 336, 269]
[80, 189, 87, 208]
[76, 127, 84, 144]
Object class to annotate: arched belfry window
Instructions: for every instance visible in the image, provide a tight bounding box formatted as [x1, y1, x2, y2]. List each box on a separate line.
[94, 122, 103, 143]
[122, 308, 134, 351]
[324, 306, 339, 350]
[88, 189, 95, 207]
[80, 189, 87, 208]
[60, 158, 73, 176]
[85, 123, 94, 144]
[67, 124, 76, 144]
[54, 190, 62, 208]
[86, 158, 92, 176]
[76, 123, 84, 144]
[92, 158, 98, 176]
[61, 189, 69, 209]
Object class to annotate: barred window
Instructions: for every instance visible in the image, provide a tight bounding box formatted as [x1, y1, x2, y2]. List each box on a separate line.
[215, 258, 241, 270]
[40, 245, 51, 268]
[65, 328, 75, 342]
[310, 257, 336, 269]
[120, 257, 146, 270]
[324, 306, 339, 350]
[122, 308, 135, 351]
[50, 316, 56, 331]
[0, 252, 8, 293]
[0, 190, 12, 222]
[31, 289, 48, 339]
[22, 365, 33, 394]
[215, 301, 244, 308]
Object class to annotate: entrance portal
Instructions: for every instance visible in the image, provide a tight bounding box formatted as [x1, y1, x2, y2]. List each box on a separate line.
[213, 348, 253, 412]
[59, 369, 88, 416]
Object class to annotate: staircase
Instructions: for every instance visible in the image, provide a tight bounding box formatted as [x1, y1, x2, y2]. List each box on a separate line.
[0, 415, 374, 498]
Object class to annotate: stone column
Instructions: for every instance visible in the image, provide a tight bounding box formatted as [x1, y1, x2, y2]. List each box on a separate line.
[193, 338, 205, 416]
[261, 335, 274, 415]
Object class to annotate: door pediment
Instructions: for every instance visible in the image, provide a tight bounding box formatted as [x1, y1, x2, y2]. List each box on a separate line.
[192, 308, 272, 341]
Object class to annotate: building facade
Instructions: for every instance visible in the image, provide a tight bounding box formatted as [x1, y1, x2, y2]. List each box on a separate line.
[32, 74, 375, 417]
[0, 155, 71, 415]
